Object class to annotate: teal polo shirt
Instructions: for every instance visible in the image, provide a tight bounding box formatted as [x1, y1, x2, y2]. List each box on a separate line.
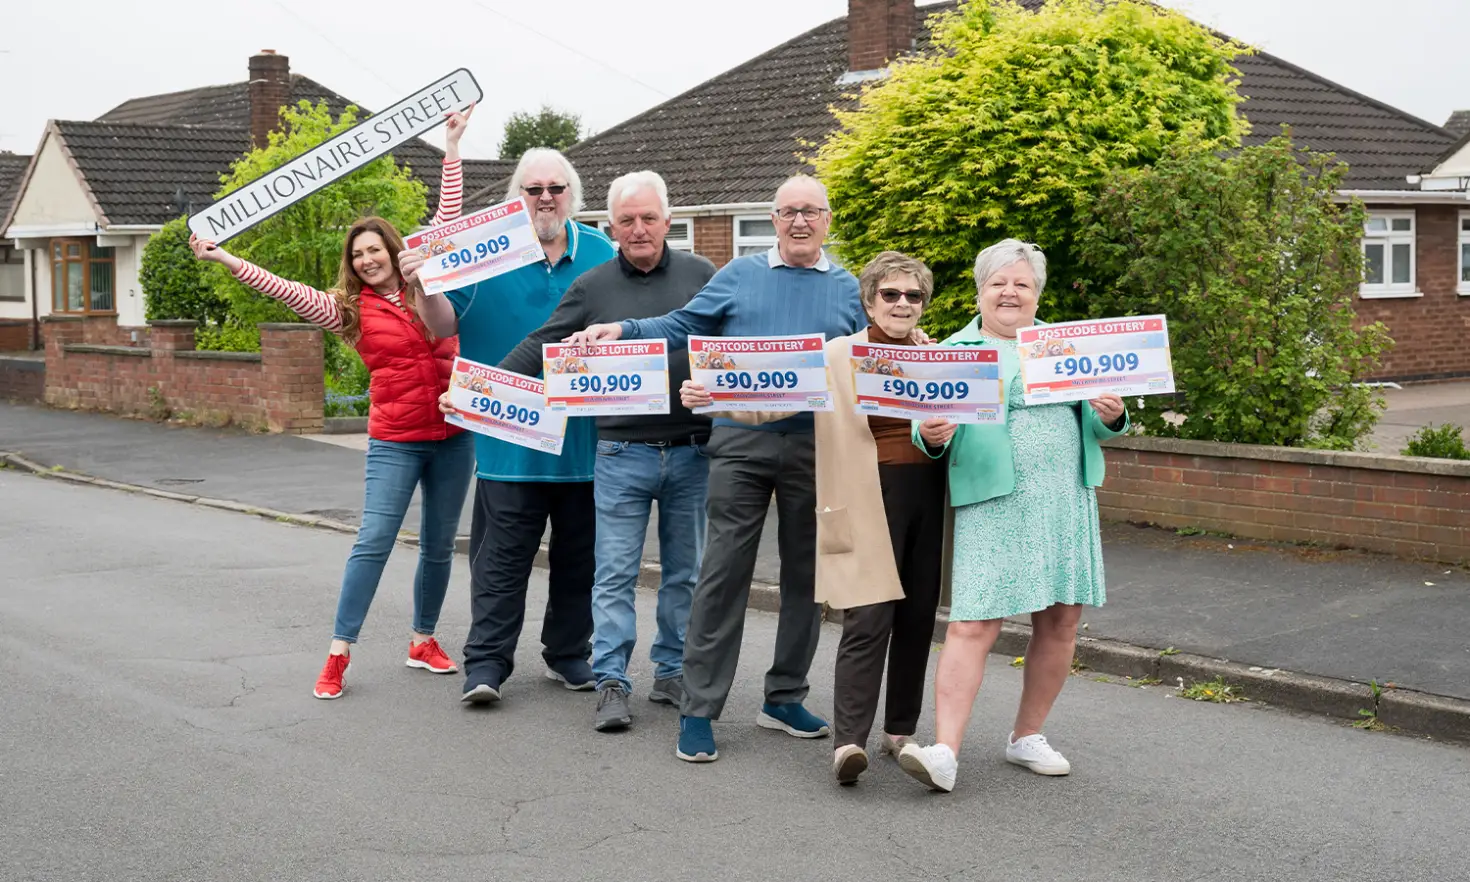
[446, 220, 614, 482]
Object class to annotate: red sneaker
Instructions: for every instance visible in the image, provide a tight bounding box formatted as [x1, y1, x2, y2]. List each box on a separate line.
[406, 637, 458, 674]
[313, 653, 350, 700]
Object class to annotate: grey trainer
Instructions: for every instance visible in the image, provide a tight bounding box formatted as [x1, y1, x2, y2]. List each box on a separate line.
[648, 676, 684, 707]
[595, 684, 632, 731]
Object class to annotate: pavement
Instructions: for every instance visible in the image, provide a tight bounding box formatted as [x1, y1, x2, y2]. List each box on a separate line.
[2, 400, 1469, 729]
[1369, 380, 1470, 454]
[5, 471, 1470, 882]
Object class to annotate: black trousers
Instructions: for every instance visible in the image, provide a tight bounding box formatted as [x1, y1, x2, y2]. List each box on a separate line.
[462, 479, 595, 684]
[832, 463, 946, 748]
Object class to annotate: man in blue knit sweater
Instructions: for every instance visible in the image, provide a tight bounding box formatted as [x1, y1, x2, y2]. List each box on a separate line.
[572, 175, 864, 763]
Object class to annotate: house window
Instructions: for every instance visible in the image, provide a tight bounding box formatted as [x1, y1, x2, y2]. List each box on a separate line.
[1359, 212, 1417, 298]
[598, 218, 695, 252]
[733, 215, 777, 257]
[0, 244, 24, 302]
[1459, 213, 1470, 295]
[50, 239, 115, 314]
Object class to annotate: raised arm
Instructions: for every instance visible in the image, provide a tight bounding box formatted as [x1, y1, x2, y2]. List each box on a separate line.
[189, 234, 343, 333]
[498, 279, 590, 376]
[430, 104, 473, 225]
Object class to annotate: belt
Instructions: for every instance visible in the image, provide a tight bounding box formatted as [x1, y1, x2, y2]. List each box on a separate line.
[638, 434, 709, 448]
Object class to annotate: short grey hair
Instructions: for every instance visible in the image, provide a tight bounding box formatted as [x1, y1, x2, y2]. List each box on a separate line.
[772, 174, 830, 209]
[973, 239, 1047, 293]
[606, 170, 670, 219]
[506, 148, 584, 213]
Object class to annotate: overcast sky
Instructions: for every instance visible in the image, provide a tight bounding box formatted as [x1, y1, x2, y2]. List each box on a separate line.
[2, 0, 1466, 159]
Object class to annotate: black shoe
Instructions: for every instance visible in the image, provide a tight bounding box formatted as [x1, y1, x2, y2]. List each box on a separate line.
[595, 684, 633, 731]
[461, 672, 502, 704]
[648, 676, 684, 707]
[545, 659, 595, 691]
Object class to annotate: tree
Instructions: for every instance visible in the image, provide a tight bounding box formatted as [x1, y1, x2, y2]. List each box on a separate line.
[814, 0, 1245, 337]
[206, 99, 428, 386]
[141, 216, 231, 326]
[1076, 133, 1393, 449]
[498, 105, 583, 159]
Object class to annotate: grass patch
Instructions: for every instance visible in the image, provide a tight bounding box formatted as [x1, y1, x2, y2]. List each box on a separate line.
[1179, 676, 1248, 703]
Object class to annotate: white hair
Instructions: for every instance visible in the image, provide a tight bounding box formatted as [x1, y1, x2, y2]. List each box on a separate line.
[772, 174, 830, 209]
[606, 170, 670, 219]
[973, 238, 1048, 293]
[506, 148, 584, 213]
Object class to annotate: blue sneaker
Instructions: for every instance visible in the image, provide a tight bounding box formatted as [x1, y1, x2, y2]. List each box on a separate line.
[545, 659, 595, 691]
[676, 715, 719, 762]
[757, 701, 831, 738]
[461, 672, 502, 704]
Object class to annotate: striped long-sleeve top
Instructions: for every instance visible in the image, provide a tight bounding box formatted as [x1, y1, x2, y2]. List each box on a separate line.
[230, 157, 464, 333]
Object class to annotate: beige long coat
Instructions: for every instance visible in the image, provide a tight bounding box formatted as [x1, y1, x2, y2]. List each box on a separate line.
[725, 330, 906, 610]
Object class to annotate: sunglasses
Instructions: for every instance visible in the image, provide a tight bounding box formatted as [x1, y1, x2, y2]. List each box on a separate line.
[522, 184, 568, 196]
[878, 289, 925, 305]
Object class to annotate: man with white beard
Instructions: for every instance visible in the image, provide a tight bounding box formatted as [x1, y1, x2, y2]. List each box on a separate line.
[408, 148, 615, 704]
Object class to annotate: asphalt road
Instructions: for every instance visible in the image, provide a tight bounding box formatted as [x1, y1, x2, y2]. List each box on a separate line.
[3, 469, 1469, 882]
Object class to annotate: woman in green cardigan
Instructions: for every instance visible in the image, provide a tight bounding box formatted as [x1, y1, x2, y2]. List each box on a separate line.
[897, 239, 1128, 793]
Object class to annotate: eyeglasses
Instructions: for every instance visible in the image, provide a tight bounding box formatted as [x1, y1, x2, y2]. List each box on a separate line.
[774, 206, 828, 222]
[522, 184, 568, 197]
[878, 289, 925, 305]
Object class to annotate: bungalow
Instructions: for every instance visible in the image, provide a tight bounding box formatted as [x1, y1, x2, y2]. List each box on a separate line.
[0, 50, 512, 350]
[468, 0, 1468, 382]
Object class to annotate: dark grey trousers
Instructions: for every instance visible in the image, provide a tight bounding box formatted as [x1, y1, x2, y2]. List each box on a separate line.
[832, 463, 947, 748]
[680, 425, 819, 719]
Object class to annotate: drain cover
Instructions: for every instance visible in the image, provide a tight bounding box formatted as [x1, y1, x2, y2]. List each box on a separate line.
[155, 478, 205, 486]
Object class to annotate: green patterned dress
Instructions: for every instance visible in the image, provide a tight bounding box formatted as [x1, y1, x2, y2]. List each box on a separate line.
[948, 336, 1107, 621]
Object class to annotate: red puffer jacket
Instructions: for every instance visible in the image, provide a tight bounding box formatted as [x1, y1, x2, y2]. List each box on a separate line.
[355, 291, 462, 442]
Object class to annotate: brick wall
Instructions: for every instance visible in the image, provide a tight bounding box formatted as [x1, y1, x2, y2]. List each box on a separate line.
[1359, 204, 1470, 381]
[42, 317, 324, 433]
[0, 354, 44, 402]
[1098, 435, 1470, 564]
[693, 216, 734, 268]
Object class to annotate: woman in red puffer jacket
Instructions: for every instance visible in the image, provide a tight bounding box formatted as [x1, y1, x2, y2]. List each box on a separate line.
[189, 107, 476, 700]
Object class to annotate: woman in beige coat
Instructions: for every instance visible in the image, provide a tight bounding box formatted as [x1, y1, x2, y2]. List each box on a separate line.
[681, 251, 945, 785]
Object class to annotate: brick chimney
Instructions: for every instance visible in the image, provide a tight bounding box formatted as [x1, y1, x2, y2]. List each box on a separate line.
[248, 50, 291, 149]
[848, 0, 915, 73]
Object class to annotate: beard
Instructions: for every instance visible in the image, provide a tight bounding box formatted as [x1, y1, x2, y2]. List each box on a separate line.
[534, 209, 566, 242]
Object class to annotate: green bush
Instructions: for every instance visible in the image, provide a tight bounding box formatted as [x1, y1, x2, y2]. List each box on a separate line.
[141, 216, 231, 325]
[1076, 134, 1392, 449]
[815, 0, 1245, 337]
[1403, 424, 1470, 460]
[193, 321, 260, 352]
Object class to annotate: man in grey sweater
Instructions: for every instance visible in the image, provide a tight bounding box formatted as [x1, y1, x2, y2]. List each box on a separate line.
[499, 170, 717, 732]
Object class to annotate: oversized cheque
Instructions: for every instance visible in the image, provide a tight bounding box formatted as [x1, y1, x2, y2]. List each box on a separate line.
[405, 198, 546, 295]
[1017, 315, 1175, 405]
[687, 334, 832, 413]
[444, 357, 566, 455]
[542, 340, 671, 416]
[850, 342, 1004, 423]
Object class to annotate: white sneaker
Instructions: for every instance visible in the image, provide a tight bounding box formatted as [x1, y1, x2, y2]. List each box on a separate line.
[897, 743, 957, 792]
[1005, 732, 1071, 776]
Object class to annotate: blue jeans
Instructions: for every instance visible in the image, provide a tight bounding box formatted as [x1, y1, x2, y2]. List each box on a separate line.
[591, 440, 709, 691]
[333, 432, 475, 642]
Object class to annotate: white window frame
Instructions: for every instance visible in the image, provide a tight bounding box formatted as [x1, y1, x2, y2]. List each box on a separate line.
[1459, 211, 1470, 295]
[598, 217, 695, 252]
[733, 213, 777, 258]
[1359, 210, 1419, 299]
